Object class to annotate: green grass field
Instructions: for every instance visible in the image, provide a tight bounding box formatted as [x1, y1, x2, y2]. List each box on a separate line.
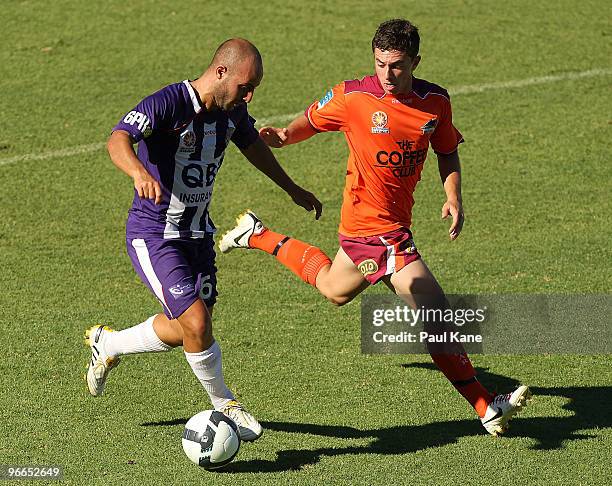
[1, 1, 611, 484]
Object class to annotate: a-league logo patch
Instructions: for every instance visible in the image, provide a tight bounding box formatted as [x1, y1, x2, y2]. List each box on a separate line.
[358, 259, 379, 276]
[371, 111, 390, 134]
[182, 130, 196, 147]
[179, 129, 197, 154]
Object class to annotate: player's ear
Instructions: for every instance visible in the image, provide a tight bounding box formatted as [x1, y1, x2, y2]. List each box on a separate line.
[216, 65, 228, 79]
[411, 55, 421, 71]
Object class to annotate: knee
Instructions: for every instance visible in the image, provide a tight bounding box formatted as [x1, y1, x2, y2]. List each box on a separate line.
[324, 294, 353, 307]
[180, 314, 210, 339]
[317, 281, 354, 307]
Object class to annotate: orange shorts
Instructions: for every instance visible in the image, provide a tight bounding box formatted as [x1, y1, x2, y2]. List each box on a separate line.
[339, 227, 421, 284]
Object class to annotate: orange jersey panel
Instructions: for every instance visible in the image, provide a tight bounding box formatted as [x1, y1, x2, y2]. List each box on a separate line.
[306, 75, 463, 237]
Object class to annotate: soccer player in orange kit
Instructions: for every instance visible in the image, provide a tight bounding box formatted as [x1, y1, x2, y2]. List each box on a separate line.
[220, 19, 530, 436]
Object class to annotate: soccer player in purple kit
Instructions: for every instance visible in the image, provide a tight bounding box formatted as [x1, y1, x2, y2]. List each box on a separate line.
[84, 38, 322, 441]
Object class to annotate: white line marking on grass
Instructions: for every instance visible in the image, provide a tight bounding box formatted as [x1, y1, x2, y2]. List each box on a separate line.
[0, 142, 106, 167]
[1, 68, 610, 167]
[451, 67, 612, 95]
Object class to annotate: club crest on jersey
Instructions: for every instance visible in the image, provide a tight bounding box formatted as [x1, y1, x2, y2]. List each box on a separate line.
[358, 259, 379, 276]
[179, 129, 196, 153]
[420, 118, 438, 134]
[371, 111, 389, 134]
[317, 88, 334, 109]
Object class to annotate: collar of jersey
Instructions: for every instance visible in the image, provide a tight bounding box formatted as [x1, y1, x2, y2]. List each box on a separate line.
[183, 80, 203, 113]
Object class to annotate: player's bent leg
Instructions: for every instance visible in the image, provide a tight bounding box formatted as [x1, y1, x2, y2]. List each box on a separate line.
[315, 247, 370, 306]
[220, 210, 333, 288]
[178, 299, 263, 441]
[86, 235, 206, 396]
[220, 210, 370, 305]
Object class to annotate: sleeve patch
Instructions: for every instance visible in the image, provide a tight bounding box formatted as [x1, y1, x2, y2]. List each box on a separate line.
[421, 118, 438, 134]
[317, 88, 334, 109]
[122, 111, 152, 137]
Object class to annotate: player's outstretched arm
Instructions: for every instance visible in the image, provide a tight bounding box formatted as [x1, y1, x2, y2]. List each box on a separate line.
[240, 137, 322, 219]
[107, 130, 162, 204]
[437, 150, 464, 240]
[259, 114, 317, 148]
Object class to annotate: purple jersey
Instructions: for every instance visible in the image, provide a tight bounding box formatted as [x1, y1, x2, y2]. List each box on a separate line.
[113, 80, 259, 239]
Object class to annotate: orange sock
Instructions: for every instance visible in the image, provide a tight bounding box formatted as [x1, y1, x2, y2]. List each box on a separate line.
[249, 229, 331, 286]
[430, 352, 493, 417]
[248, 229, 286, 254]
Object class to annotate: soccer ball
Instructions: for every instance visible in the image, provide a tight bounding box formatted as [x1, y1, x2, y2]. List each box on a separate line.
[182, 410, 241, 470]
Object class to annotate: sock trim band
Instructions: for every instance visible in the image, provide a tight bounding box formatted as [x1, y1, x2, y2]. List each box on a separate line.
[302, 251, 332, 286]
[272, 236, 290, 256]
[452, 376, 478, 387]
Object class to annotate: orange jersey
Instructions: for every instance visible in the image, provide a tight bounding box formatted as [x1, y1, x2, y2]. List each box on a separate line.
[306, 75, 463, 237]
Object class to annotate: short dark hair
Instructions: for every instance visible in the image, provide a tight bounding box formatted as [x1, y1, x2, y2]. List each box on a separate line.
[372, 19, 420, 58]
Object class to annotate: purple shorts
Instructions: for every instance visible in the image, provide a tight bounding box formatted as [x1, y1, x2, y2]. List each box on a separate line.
[339, 227, 421, 284]
[126, 235, 218, 319]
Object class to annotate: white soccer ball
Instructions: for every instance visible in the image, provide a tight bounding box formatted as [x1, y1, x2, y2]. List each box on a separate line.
[182, 410, 241, 470]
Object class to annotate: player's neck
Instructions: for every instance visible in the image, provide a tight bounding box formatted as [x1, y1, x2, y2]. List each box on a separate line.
[190, 78, 218, 112]
[394, 75, 415, 96]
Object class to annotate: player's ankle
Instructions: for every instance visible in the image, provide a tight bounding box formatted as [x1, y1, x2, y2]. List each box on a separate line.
[247, 227, 268, 247]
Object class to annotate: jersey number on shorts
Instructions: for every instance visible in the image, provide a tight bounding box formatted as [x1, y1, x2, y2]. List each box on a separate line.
[200, 275, 213, 300]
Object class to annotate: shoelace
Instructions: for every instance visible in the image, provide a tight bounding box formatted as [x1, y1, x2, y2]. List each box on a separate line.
[224, 401, 253, 426]
[224, 400, 242, 409]
[492, 392, 512, 404]
[223, 401, 245, 416]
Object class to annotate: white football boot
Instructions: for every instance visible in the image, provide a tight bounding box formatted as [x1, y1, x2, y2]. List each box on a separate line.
[84, 325, 120, 396]
[219, 210, 264, 253]
[220, 400, 263, 442]
[481, 385, 532, 436]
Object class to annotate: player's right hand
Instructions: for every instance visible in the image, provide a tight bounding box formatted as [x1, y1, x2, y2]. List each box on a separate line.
[441, 199, 464, 240]
[288, 185, 323, 220]
[133, 171, 163, 205]
[259, 126, 288, 148]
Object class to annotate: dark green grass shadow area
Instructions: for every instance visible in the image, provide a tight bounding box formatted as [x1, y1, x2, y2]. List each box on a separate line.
[141, 415, 482, 473]
[222, 419, 480, 473]
[141, 365, 611, 472]
[403, 363, 612, 450]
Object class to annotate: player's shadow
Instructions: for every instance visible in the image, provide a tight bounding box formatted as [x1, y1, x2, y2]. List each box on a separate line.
[142, 418, 188, 427]
[141, 364, 612, 473]
[402, 363, 612, 450]
[222, 418, 480, 473]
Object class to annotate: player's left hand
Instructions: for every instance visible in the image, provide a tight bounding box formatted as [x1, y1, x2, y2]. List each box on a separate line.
[441, 199, 464, 240]
[288, 186, 323, 220]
